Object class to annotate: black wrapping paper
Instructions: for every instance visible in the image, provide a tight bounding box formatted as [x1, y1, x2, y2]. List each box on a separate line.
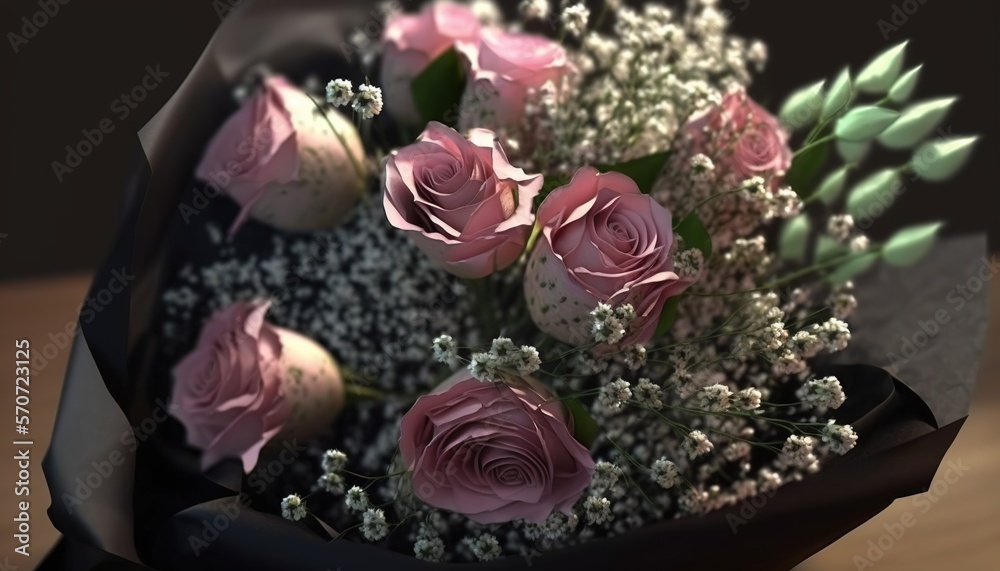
[40, 1, 985, 569]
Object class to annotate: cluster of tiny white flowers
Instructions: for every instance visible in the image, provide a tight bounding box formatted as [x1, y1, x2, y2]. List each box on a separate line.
[694, 384, 732, 412]
[353, 84, 384, 119]
[633, 378, 664, 409]
[598, 378, 632, 413]
[828, 214, 856, 243]
[821, 421, 859, 455]
[791, 330, 824, 359]
[583, 496, 613, 525]
[316, 449, 348, 493]
[780, 435, 818, 471]
[799, 376, 847, 411]
[345, 485, 369, 513]
[470, 0, 503, 25]
[414, 536, 446, 562]
[464, 534, 502, 561]
[326, 79, 383, 120]
[321, 449, 348, 473]
[828, 282, 859, 320]
[325, 78, 353, 107]
[689, 153, 716, 181]
[850, 234, 871, 253]
[561, 3, 590, 38]
[361, 508, 389, 541]
[724, 236, 772, 275]
[733, 387, 762, 411]
[468, 352, 503, 382]
[675, 247, 705, 279]
[518, 0, 549, 20]
[591, 461, 623, 494]
[590, 302, 635, 344]
[466, 338, 542, 380]
[765, 187, 803, 220]
[809, 318, 852, 352]
[431, 334, 457, 364]
[509, 345, 542, 375]
[280, 494, 308, 521]
[622, 344, 648, 370]
[682, 430, 714, 459]
[650, 457, 679, 489]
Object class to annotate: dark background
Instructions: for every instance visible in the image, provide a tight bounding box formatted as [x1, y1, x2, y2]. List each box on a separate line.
[1, 0, 998, 281]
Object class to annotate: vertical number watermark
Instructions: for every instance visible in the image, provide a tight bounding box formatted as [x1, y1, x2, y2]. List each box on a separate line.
[12, 339, 32, 558]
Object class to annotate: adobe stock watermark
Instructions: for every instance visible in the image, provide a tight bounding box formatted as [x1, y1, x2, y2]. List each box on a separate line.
[339, 1, 403, 62]
[725, 484, 780, 534]
[186, 439, 305, 556]
[886, 255, 999, 372]
[854, 126, 954, 231]
[212, 0, 246, 21]
[59, 397, 172, 514]
[30, 267, 134, 374]
[7, 0, 72, 54]
[852, 458, 970, 569]
[877, 0, 930, 40]
[51, 64, 170, 182]
[177, 124, 275, 223]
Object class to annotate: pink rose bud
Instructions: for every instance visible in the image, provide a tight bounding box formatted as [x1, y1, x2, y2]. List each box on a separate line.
[383, 121, 542, 278]
[685, 86, 793, 186]
[399, 371, 594, 524]
[458, 27, 568, 131]
[525, 167, 693, 346]
[380, 1, 480, 125]
[170, 300, 345, 473]
[195, 75, 367, 238]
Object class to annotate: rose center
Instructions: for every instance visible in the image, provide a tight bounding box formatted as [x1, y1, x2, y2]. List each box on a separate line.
[496, 466, 525, 485]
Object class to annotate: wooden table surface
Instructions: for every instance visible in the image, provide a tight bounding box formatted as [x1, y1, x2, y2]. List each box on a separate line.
[1, 272, 997, 570]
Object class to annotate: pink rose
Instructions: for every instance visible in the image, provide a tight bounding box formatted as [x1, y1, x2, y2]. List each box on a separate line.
[525, 167, 692, 346]
[196, 75, 367, 238]
[399, 371, 594, 524]
[170, 300, 345, 472]
[383, 121, 542, 278]
[685, 86, 792, 185]
[459, 28, 568, 130]
[380, 1, 480, 124]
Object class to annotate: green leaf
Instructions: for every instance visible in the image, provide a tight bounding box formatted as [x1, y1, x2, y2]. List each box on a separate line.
[878, 97, 957, 149]
[846, 168, 901, 219]
[888, 64, 923, 103]
[813, 165, 851, 206]
[411, 47, 465, 125]
[822, 67, 853, 120]
[827, 252, 879, 283]
[912, 136, 978, 182]
[674, 212, 713, 259]
[785, 140, 828, 192]
[856, 41, 908, 94]
[814, 235, 847, 263]
[779, 80, 825, 130]
[882, 222, 943, 267]
[779, 215, 811, 263]
[835, 106, 900, 141]
[837, 139, 871, 164]
[653, 295, 682, 338]
[566, 398, 601, 447]
[597, 151, 670, 194]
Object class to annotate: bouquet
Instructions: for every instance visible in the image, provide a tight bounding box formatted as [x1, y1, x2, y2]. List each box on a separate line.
[41, 1, 984, 569]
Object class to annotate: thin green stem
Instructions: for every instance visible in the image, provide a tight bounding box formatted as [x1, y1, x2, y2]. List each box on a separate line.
[307, 93, 367, 183]
[794, 134, 836, 158]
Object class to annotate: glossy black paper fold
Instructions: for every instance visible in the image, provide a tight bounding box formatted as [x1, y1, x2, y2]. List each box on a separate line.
[41, 1, 984, 569]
